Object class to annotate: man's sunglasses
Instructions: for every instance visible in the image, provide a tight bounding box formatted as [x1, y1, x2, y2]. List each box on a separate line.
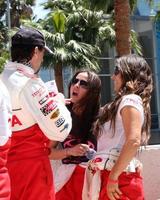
[71, 78, 89, 88]
[113, 66, 121, 76]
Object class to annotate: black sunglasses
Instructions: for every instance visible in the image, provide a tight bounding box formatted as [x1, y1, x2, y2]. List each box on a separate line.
[71, 78, 89, 88]
[113, 66, 121, 76]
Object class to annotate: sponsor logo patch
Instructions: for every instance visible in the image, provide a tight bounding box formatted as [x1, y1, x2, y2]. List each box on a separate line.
[40, 100, 57, 116]
[32, 86, 46, 98]
[50, 109, 60, 119]
[60, 123, 69, 132]
[55, 117, 65, 127]
[39, 95, 49, 105]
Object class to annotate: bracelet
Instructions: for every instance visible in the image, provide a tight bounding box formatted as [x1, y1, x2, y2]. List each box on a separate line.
[108, 179, 118, 184]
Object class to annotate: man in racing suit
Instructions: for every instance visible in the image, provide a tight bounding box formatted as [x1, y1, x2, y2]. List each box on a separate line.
[0, 80, 12, 200]
[1, 27, 72, 200]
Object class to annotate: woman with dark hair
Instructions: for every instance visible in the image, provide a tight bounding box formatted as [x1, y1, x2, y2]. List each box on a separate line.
[83, 54, 153, 200]
[49, 70, 101, 200]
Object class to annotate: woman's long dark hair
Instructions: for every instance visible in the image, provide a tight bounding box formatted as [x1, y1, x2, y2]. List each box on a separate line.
[68, 70, 101, 139]
[95, 54, 153, 145]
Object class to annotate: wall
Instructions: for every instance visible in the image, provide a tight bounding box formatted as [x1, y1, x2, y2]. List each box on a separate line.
[139, 145, 160, 200]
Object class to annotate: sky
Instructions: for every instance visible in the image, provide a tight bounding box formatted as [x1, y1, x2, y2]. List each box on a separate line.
[33, 0, 48, 19]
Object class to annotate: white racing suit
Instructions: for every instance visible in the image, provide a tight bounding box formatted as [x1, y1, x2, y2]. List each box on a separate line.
[0, 61, 72, 200]
[0, 80, 12, 146]
[1, 62, 72, 142]
[0, 79, 12, 200]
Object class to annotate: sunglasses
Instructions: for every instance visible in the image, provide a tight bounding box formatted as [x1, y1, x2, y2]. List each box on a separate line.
[71, 78, 89, 88]
[113, 66, 121, 76]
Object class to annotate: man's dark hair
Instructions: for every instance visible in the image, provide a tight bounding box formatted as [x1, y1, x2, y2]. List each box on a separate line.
[11, 45, 43, 63]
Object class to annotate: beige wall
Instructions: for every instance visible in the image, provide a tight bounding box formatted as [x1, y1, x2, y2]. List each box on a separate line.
[139, 145, 160, 200]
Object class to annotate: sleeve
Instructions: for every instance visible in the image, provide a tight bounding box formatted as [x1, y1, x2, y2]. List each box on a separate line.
[20, 78, 72, 142]
[118, 94, 144, 123]
[0, 95, 12, 146]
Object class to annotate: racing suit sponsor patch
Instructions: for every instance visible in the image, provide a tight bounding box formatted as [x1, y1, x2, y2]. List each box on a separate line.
[32, 86, 46, 98]
[50, 109, 60, 119]
[40, 100, 57, 116]
[39, 95, 49, 105]
[55, 117, 65, 127]
[60, 123, 69, 132]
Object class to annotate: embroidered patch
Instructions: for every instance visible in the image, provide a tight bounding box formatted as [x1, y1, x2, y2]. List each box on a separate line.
[40, 100, 57, 116]
[55, 117, 65, 127]
[50, 109, 60, 119]
[60, 123, 69, 132]
[39, 95, 49, 105]
[32, 86, 46, 98]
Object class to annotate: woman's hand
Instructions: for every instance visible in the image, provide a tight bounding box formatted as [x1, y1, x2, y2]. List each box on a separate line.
[53, 93, 65, 104]
[53, 93, 72, 105]
[107, 178, 122, 200]
[65, 98, 72, 105]
[135, 161, 143, 175]
[67, 144, 89, 157]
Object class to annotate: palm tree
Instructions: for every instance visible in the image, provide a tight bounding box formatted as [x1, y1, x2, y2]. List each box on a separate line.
[10, 0, 35, 27]
[22, 9, 101, 92]
[22, 0, 113, 92]
[114, 0, 153, 56]
[24, 0, 144, 91]
[0, 0, 36, 70]
[114, 0, 131, 56]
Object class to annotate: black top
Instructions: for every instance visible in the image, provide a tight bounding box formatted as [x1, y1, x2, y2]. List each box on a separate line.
[62, 105, 97, 164]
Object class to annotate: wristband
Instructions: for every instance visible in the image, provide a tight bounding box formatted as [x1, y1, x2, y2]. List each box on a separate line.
[108, 179, 118, 184]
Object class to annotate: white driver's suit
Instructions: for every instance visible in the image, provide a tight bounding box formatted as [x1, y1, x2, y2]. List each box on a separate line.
[0, 80, 12, 200]
[0, 61, 72, 200]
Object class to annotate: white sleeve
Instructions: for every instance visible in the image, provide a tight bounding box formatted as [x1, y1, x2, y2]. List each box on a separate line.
[118, 94, 144, 124]
[20, 78, 72, 141]
[0, 94, 12, 146]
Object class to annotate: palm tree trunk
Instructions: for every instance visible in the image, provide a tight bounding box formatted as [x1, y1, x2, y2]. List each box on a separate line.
[114, 0, 131, 56]
[54, 63, 64, 93]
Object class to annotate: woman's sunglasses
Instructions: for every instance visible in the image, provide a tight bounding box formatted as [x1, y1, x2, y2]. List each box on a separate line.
[113, 66, 121, 76]
[71, 78, 89, 89]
